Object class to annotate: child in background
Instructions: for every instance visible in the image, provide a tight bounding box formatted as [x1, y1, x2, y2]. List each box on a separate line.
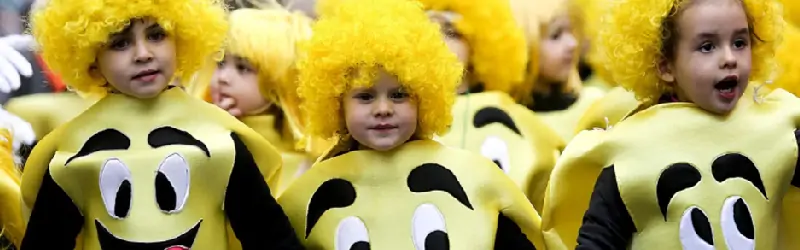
[542, 0, 791, 249]
[510, 0, 606, 142]
[277, 0, 545, 248]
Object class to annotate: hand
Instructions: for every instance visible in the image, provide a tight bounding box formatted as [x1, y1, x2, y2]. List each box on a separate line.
[210, 82, 244, 117]
[0, 108, 36, 160]
[0, 36, 33, 93]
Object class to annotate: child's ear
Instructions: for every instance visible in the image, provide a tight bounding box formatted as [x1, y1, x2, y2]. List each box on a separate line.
[657, 58, 675, 83]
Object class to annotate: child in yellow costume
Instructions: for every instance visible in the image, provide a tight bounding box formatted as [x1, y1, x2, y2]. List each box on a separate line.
[194, 6, 319, 193]
[0, 128, 25, 249]
[277, 0, 545, 248]
[427, 8, 564, 213]
[541, 0, 791, 249]
[509, 0, 606, 142]
[21, 0, 303, 248]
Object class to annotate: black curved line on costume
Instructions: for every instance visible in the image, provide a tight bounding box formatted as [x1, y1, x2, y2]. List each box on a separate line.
[148, 126, 210, 157]
[95, 219, 201, 249]
[407, 163, 473, 210]
[656, 162, 702, 220]
[711, 153, 767, 199]
[66, 129, 131, 165]
[473, 107, 521, 135]
[306, 178, 357, 238]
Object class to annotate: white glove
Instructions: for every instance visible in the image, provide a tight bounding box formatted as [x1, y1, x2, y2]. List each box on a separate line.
[0, 108, 36, 164]
[0, 35, 33, 93]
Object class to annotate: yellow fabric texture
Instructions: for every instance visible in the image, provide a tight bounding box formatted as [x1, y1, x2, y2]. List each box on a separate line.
[239, 115, 311, 194]
[573, 86, 639, 133]
[537, 84, 606, 142]
[417, 0, 526, 93]
[5, 92, 93, 140]
[278, 140, 546, 249]
[20, 88, 283, 249]
[542, 88, 800, 249]
[437, 91, 563, 212]
[0, 129, 23, 247]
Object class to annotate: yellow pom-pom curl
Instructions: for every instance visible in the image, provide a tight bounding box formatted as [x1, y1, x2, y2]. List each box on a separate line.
[31, 0, 229, 99]
[299, 0, 462, 140]
[598, 0, 782, 103]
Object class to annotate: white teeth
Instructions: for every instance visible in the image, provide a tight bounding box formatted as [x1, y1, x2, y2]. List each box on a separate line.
[720, 88, 733, 93]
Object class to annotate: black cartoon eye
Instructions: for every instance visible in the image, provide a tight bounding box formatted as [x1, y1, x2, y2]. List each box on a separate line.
[155, 153, 190, 213]
[480, 136, 510, 173]
[412, 203, 449, 250]
[99, 158, 132, 219]
[336, 216, 370, 250]
[721, 196, 755, 250]
[679, 206, 715, 250]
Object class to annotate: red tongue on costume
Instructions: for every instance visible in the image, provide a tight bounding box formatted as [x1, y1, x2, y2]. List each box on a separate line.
[165, 246, 190, 250]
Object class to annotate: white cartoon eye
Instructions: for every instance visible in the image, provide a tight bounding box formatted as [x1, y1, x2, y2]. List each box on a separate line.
[155, 153, 190, 213]
[679, 206, 715, 250]
[721, 196, 755, 250]
[336, 216, 370, 250]
[480, 136, 510, 174]
[412, 203, 448, 250]
[99, 158, 132, 219]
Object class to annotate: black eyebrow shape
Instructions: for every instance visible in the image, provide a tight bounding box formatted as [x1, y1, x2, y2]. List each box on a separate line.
[66, 129, 131, 165]
[473, 107, 521, 135]
[147, 127, 210, 157]
[306, 178, 357, 238]
[711, 153, 767, 199]
[407, 163, 473, 210]
[656, 162, 702, 221]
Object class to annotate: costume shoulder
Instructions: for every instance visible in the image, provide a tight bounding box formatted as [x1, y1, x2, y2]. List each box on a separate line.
[541, 128, 610, 250]
[574, 86, 639, 134]
[5, 92, 92, 140]
[439, 91, 562, 212]
[537, 85, 606, 142]
[278, 140, 545, 249]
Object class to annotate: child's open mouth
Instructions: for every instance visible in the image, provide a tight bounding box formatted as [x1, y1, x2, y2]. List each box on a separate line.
[714, 75, 739, 100]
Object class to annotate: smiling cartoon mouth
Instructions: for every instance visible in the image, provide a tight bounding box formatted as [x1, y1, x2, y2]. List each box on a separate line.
[95, 219, 202, 250]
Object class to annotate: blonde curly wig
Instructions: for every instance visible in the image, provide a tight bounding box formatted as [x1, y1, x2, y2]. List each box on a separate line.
[509, 0, 583, 105]
[599, 0, 782, 103]
[31, 0, 229, 99]
[416, 0, 526, 93]
[774, 8, 800, 97]
[299, 0, 462, 140]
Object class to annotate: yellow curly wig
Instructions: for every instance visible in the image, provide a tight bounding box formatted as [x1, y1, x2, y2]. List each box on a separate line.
[599, 0, 782, 103]
[0, 128, 22, 248]
[572, 0, 615, 84]
[299, 0, 462, 140]
[774, 24, 800, 97]
[416, 0, 526, 93]
[509, 0, 583, 105]
[31, 0, 229, 99]
[782, 0, 800, 27]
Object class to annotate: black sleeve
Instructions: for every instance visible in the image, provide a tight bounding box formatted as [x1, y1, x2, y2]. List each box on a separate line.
[224, 132, 305, 250]
[576, 166, 636, 250]
[792, 130, 800, 188]
[21, 169, 84, 249]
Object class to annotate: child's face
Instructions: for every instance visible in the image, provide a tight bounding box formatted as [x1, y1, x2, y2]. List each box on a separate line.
[660, 0, 751, 114]
[210, 54, 269, 117]
[431, 14, 471, 93]
[539, 15, 577, 83]
[94, 18, 176, 99]
[344, 70, 418, 151]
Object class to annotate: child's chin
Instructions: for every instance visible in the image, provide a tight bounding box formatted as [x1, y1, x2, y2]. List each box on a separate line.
[365, 138, 402, 152]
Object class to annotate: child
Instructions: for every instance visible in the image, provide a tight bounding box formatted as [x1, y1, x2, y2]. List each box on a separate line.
[276, 0, 545, 248]
[205, 6, 319, 192]
[509, 0, 606, 142]
[541, 0, 789, 249]
[21, 0, 302, 248]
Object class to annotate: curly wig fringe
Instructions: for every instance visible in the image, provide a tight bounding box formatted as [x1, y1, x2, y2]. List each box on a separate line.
[31, 0, 229, 99]
[781, 0, 800, 27]
[417, 0, 526, 93]
[599, 0, 782, 103]
[775, 24, 800, 97]
[299, 0, 463, 140]
[0, 128, 22, 248]
[509, 0, 583, 105]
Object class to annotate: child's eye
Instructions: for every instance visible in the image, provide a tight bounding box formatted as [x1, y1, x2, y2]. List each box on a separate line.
[236, 63, 253, 73]
[733, 39, 748, 49]
[698, 42, 715, 53]
[147, 30, 166, 41]
[390, 91, 409, 100]
[108, 38, 130, 51]
[354, 93, 373, 101]
[216, 60, 226, 68]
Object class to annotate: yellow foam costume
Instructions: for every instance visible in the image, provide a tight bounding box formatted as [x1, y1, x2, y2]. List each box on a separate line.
[542, 0, 784, 248]
[22, 0, 302, 248]
[0, 129, 23, 248]
[278, 0, 545, 248]
[509, 0, 605, 142]
[5, 92, 93, 140]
